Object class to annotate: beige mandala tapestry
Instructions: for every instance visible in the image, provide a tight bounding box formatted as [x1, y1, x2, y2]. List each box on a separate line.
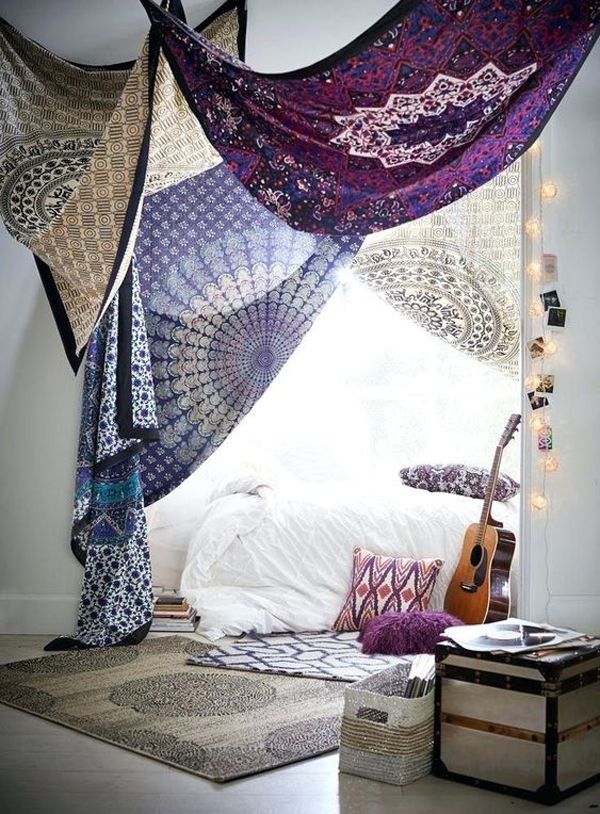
[352, 164, 521, 379]
[0, 636, 344, 781]
[0, 1, 239, 367]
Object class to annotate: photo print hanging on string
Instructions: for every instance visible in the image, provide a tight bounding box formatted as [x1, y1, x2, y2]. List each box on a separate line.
[543, 254, 558, 278]
[547, 306, 567, 330]
[527, 337, 546, 360]
[538, 426, 553, 451]
[540, 289, 561, 311]
[528, 392, 550, 411]
[536, 374, 555, 394]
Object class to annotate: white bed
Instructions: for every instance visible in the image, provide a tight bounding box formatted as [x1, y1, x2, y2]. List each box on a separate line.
[170, 474, 519, 640]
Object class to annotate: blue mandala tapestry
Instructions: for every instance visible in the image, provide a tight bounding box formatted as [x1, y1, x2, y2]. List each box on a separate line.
[69, 164, 359, 647]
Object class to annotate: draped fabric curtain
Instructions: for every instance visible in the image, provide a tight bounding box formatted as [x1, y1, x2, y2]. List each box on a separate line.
[0, 2, 246, 368]
[0, 0, 597, 647]
[352, 161, 521, 379]
[72, 168, 357, 646]
[143, 0, 598, 234]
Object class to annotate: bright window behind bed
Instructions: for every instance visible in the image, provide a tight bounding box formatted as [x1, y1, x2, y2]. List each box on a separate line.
[146, 165, 522, 590]
[228, 276, 521, 483]
[225, 162, 522, 485]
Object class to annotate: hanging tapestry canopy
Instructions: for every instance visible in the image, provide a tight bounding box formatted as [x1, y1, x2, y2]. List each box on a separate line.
[0, 0, 598, 364]
[0, 1, 597, 649]
[0, 0, 246, 368]
[352, 162, 521, 378]
[142, 0, 599, 235]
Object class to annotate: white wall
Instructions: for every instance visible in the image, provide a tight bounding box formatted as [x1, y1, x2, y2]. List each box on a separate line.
[0, 0, 598, 633]
[521, 44, 600, 632]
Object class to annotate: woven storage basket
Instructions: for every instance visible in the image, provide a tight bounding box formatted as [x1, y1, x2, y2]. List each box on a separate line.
[339, 661, 434, 786]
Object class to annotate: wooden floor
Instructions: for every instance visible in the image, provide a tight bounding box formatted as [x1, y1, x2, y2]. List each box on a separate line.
[1, 636, 598, 814]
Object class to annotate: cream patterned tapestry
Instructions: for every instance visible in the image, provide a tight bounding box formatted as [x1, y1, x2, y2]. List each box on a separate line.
[28, 44, 151, 356]
[352, 163, 521, 378]
[0, 4, 237, 366]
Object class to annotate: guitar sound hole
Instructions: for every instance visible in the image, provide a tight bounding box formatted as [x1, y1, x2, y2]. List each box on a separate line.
[470, 545, 483, 567]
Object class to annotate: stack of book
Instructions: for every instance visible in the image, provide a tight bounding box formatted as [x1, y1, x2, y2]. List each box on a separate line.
[151, 589, 198, 633]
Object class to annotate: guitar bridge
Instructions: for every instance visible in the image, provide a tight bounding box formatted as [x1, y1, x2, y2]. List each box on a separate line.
[460, 582, 477, 593]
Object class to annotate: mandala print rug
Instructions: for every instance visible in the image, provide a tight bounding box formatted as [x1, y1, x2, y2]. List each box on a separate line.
[186, 631, 409, 681]
[0, 636, 345, 782]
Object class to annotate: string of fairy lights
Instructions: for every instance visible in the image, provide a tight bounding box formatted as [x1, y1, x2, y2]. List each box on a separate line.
[524, 138, 563, 515]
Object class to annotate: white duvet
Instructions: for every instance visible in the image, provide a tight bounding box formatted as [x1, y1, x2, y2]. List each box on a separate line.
[179, 476, 519, 640]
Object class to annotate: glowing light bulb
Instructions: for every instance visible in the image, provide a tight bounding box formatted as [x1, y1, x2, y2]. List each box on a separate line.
[528, 140, 542, 155]
[529, 415, 546, 431]
[544, 456, 559, 473]
[543, 339, 558, 356]
[541, 182, 558, 200]
[528, 301, 544, 317]
[531, 493, 549, 510]
[525, 218, 542, 238]
[525, 374, 542, 390]
[526, 262, 542, 280]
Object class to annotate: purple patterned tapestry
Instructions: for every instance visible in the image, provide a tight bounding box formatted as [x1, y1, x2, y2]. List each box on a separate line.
[144, 0, 599, 234]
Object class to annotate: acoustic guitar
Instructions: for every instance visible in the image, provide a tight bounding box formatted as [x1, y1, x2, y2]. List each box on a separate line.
[444, 414, 521, 625]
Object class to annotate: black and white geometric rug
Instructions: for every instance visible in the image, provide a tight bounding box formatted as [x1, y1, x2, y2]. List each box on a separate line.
[186, 631, 407, 681]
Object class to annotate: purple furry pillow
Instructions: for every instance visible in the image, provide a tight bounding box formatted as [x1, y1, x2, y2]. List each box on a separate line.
[358, 611, 462, 656]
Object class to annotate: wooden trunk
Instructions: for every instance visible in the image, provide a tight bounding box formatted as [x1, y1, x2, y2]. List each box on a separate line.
[433, 641, 600, 805]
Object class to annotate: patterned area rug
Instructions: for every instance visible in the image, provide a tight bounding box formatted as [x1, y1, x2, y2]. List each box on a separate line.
[0, 636, 345, 781]
[186, 631, 407, 681]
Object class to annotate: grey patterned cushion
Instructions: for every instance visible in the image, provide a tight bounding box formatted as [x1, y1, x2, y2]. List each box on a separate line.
[398, 464, 519, 502]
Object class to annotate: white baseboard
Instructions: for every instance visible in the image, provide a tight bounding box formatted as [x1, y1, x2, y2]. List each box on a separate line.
[1, 592, 597, 636]
[0, 593, 78, 634]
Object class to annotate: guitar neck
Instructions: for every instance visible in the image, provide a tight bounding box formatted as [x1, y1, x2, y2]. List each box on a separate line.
[477, 445, 503, 540]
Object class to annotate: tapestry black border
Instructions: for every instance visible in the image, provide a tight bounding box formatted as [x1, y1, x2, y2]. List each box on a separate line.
[34, 255, 85, 374]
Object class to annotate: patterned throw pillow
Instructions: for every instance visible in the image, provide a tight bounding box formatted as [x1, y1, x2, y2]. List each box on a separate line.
[398, 464, 519, 502]
[332, 548, 444, 632]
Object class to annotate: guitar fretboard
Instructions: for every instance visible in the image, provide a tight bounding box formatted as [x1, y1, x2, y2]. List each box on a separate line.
[476, 445, 503, 544]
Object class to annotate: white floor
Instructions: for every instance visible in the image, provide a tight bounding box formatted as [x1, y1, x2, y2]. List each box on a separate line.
[0, 635, 598, 814]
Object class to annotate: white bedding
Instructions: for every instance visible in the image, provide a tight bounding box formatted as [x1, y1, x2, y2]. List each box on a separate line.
[179, 477, 519, 640]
